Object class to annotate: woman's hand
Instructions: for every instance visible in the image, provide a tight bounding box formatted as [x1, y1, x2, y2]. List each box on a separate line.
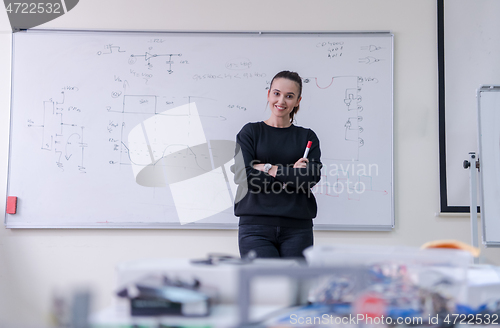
[293, 158, 309, 168]
[253, 163, 265, 171]
[253, 163, 277, 177]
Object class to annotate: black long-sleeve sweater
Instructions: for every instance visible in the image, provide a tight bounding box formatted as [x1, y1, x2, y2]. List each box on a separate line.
[233, 121, 322, 227]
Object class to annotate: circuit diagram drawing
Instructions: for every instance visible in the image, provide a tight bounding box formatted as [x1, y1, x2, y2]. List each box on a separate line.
[359, 44, 384, 64]
[105, 94, 227, 168]
[96, 44, 126, 55]
[105, 87, 235, 225]
[129, 52, 182, 72]
[359, 56, 382, 64]
[361, 45, 383, 52]
[27, 89, 87, 173]
[304, 76, 365, 161]
[343, 86, 364, 149]
[96, 41, 185, 84]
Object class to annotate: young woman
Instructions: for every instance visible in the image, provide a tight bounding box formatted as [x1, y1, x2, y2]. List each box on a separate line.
[233, 70, 322, 258]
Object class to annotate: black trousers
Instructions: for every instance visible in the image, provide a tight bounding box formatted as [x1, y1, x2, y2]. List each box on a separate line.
[238, 224, 313, 258]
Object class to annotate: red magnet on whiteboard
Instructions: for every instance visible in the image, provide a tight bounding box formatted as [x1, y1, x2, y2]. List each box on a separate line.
[6, 196, 17, 214]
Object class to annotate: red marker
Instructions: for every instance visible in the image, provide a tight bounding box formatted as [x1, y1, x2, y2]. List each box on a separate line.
[303, 141, 312, 158]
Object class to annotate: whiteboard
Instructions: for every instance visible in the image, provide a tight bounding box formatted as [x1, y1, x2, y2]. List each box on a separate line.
[478, 86, 500, 246]
[439, 0, 500, 211]
[6, 30, 393, 229]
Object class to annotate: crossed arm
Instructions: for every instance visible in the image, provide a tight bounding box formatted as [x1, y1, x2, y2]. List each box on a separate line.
[232, 126, 322, 192]
[252, 158, 309, 177]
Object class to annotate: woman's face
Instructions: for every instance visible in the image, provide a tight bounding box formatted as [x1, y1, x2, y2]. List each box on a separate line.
[267, 78, 302, 121]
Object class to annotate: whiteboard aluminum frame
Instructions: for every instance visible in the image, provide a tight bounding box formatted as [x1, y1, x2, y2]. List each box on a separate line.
[477, 85, 500, 246]
[6, 29, 394, 230]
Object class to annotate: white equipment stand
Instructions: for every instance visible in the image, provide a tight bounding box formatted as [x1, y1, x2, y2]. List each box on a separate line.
[463, 152, 480, 264]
